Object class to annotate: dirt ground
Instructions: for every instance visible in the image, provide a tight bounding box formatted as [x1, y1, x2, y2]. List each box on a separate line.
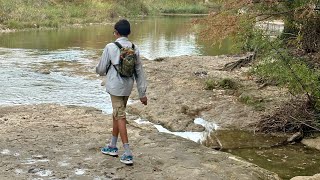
[128, 55, 291, 132]
[0, 104, 279, 180]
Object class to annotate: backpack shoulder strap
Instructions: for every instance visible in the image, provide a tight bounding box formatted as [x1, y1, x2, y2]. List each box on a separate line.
[114, 41, 135, 50]
[114, 42, 123, 49]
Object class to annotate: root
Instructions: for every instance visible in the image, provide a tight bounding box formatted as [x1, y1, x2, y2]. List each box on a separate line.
[222, 52, 256, 71]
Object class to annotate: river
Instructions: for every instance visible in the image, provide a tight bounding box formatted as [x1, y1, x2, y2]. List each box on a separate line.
[0, 17, 289, 108]
[1, 16, 319, 180]
[0, 16, 233, 110]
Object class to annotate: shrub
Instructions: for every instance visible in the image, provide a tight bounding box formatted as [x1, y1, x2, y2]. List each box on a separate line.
[204, 78, 238, 90]
[218, 78, 238, 90]
[204, 79, 215, 90]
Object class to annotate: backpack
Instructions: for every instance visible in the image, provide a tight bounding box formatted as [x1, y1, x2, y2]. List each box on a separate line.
[113, 42, 137, 77]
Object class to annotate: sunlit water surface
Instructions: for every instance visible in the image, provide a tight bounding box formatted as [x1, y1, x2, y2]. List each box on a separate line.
[0, 16, 233, 112]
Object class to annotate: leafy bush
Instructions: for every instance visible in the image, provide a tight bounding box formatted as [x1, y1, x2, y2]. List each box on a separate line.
[218, 78, 238, 90]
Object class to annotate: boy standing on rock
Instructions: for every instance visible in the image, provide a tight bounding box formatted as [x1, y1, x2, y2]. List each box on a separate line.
[96, 19, 147, 165]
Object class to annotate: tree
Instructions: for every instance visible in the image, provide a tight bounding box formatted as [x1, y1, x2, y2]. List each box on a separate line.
[195, 0, 319, 50]
[196, 0, 320, 133]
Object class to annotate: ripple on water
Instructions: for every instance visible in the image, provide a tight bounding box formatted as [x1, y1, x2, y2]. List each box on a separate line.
[0, 48, 113, 114]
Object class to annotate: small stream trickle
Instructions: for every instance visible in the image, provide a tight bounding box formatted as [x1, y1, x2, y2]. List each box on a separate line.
[134, 118, 218, 143]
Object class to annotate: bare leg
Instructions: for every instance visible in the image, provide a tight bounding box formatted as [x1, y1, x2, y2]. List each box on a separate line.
[112, 116, 119, 137]
[118, 118, 128, 144]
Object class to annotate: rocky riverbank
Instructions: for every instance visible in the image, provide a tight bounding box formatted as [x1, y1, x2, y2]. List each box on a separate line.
[1, 54, 319, 179]
[128, 55, 291, 132]
[0, 104, 279, 179]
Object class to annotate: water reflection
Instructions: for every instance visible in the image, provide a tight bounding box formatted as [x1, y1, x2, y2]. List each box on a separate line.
[0, 16, 235, 111]
[0, 16, 235, 59]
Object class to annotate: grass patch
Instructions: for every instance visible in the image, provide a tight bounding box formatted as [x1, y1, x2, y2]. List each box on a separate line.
[218, 78, 238, 90]
[238, 93, 265, 111]
[204, 79, 215, 90]
[0, 0, 209, 30]
[145, 0, 209, 14]
[0, 0, 139, 29]
[161, 4, 209, 14]
[204, 77, 265, 110]
[204, 78, 238, 90]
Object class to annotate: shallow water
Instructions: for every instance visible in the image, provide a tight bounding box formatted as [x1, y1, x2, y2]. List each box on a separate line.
[134, 118, 218, 143]
[0, 48, 112, 114]
[230, 144, 320, 180]
[0, 16, 233, 111]
[205, 130, 320, 180]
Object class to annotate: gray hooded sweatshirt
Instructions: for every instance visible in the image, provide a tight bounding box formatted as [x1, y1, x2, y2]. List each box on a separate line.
[96, 37, 147, 98]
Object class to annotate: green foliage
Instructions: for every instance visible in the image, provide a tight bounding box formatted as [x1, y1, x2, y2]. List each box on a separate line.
[233, 16, 283, 54]
[0, 0, 116, 29]
[204, 78, 238, 90]
[0, 0, 208, 29]
[233, 11, 320, 109]
[204, 79, 215, 90]
[143, 0, 208, 14]
[161, 4, 208, 14]
[238, 93, 265, 111]
[218, 78, 238, 90]
[249, 30, 320, 108]
[112, 0, 149, 16]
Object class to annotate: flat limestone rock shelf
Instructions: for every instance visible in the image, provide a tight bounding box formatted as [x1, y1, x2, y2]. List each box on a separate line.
[128, 55, 291, 132]
[0, 104, 279, 180]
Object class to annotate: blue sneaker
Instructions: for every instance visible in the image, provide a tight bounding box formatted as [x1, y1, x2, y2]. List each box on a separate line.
[120, 153, 133, 165]
[101, 146, 118, 156]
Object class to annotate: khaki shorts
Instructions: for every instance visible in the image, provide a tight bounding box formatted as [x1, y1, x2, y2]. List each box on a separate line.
[110, 95, 129, 120]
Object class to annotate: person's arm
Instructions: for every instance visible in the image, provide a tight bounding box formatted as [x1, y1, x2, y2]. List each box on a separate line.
[134, 49, 147, 105]
[96, 46, 110, 76]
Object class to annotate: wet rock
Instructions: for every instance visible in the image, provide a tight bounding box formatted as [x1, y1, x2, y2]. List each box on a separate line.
[29, 168, 44, 174]
[101, 79, 106, 86]
[291, 173, 320, 180]
[37, 69, 51, 74]
[194, 71, 208, 77]
[153, 57, 166, 62]
[32, 155, 47, 159]
[185, 123, 205, 132]
[287, 132, 303, 143]
[301, 137, 320, 150]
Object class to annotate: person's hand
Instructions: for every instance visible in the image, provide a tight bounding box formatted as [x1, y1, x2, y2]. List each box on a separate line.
[140, 96, 148, 105]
